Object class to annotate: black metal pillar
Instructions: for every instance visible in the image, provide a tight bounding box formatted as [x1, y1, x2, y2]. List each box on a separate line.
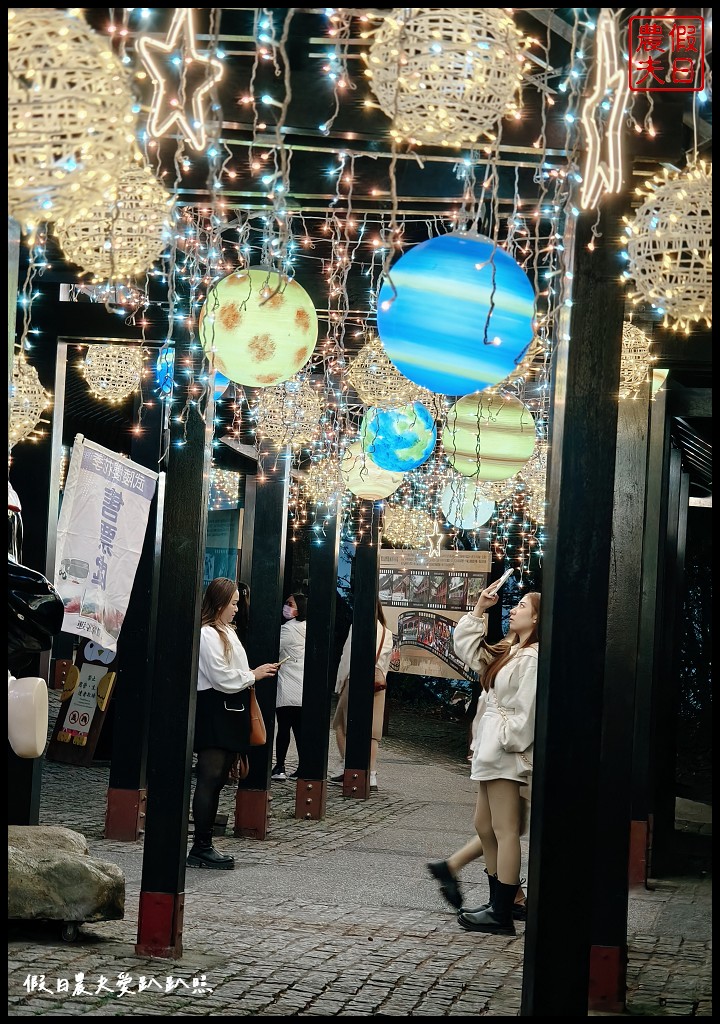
[343, 505, 380, 799]
[588, 382, 651, 1012]
[234, 446, 290, 839]
[521, 198, 624, 1016]
[105, 392, 165, 840]
[294, 513, 340, 820]
[136, 330, 213, 959]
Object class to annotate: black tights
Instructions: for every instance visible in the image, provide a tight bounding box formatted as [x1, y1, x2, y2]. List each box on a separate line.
[192, 748, 235, 843]
[275, 706, 302, 770]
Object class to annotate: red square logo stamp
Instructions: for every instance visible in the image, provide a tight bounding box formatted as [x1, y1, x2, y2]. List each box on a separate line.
[629, 15, 705, 92]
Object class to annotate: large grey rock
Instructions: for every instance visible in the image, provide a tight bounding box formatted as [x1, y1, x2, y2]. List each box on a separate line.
[8, 825, 125, 923]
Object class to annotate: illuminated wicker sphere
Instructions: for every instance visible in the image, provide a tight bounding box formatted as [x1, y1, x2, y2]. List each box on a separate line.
[252, 376, 323, 450]
[54, 163, 174, 281]
[519, 444, 548, 496]
[382, 505, 436, 548]
[84, 345, 143, 402]
[619, 322, 654, 400]
[8, 8, 136, 231]
[367, 8, 527, 146]
[301, 457, 345, 508]
[9, 355, 50, 447]
[347, 337, 419, 409]
[626, 162, 712, 331]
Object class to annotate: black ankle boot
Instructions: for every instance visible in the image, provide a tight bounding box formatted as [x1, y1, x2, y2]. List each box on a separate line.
[427, 860, 463, 910]
[187, 836, 235, 870]
[458, 879, 518, 935]
[460, 868, 496, 915]
[461, 872, 527, 921]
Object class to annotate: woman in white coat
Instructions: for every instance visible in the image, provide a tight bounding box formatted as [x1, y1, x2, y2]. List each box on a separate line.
[451, 586, 541, 935]
[271, 593, 307, 781]
[331, 597, 393, 792]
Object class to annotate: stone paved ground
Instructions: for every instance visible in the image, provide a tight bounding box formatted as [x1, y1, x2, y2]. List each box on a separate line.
[8, 693, 712, 1016]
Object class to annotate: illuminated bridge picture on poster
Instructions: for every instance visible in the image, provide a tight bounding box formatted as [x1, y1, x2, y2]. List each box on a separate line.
[379, 549, 491, 682]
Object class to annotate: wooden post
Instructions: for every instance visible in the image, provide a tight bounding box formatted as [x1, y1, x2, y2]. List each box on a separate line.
[136, 328, 213, 959]
[520, 197, 624, 1017]
[294, 514, 340, 820]
[343, 506, 380, 799]
[234, 446, 290, 840]
[588, 382, 650, 1012]
[105, 389, 165, 841]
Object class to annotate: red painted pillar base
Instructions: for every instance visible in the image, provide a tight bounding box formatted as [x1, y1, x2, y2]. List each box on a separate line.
[234, 788, 269, 839]
[294, 778, 327, 820]
[628, 818, 650, 888]
[342, 768, 369, 800]
[136, 891, 184, 959]
[588, 944, 627, 1013]
[105, 787, 147, 841]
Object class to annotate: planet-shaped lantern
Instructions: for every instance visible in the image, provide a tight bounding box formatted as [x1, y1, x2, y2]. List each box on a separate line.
[442, 392, 536, 480]
[198, 268, 318, 388]
[377, 234, 535, 396]
[441, 479, 496, 530]
[341, 441, 404, 500]
[360, 402, 436, 473]
[155, 347, 230, 399]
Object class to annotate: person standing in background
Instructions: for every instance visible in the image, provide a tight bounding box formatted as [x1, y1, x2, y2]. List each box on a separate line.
[271, 592, 307, 781]
[331, 597, 393, 793]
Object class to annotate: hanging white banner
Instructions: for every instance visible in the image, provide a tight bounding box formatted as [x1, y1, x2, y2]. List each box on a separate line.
[54, 435, 158, 652]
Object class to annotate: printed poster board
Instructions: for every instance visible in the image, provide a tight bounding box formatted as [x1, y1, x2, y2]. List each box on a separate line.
[380, 549, 491, 681]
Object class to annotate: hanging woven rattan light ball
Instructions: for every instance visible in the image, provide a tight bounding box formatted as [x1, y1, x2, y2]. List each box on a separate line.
[8, 8, 136, 232]
[84, 344, 143, 403]
[366, 8, 527, 146]
[8, 355, 50, 448]
[625, 161, 712, 331]
[251, 376, 323, 450]
[619, 321, 655, 400]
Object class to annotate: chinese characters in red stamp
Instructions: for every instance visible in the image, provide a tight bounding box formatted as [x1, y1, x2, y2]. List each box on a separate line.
[629, 15, 705, 92]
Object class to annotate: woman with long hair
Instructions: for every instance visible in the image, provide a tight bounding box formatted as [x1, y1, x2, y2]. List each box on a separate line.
[271, 592, 308, 781]
[331, 597, 393, 792]
[188, 578, 278, 870]
[449, 586, 541, 934]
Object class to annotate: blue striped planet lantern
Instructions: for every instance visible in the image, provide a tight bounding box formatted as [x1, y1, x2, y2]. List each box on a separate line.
[360, 401, 437, 473]
[377, 233, 535, 396]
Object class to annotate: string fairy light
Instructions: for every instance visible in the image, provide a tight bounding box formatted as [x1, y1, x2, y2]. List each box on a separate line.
[619, 321, 655, 400]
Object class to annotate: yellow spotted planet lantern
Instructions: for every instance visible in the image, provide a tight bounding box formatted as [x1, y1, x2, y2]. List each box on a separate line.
[442, 392, 536, 481]
[199, 269, 318, 388]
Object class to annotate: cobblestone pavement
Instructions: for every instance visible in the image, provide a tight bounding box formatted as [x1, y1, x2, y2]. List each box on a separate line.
[8, 694, 712, 1016]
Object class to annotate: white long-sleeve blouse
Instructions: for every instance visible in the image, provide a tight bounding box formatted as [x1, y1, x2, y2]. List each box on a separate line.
[453, 612, 538, 783]
[335, 621, 394, 694]
[197, 624, 256, 693]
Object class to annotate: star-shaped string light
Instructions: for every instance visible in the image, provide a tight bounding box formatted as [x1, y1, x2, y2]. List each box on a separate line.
[579, 9, 630, 210]
[427, 519, 444, 559]
[138, 9, 224, 152]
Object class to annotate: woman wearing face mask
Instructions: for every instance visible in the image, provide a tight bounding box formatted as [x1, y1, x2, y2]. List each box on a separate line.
[271, 593, 308, 781]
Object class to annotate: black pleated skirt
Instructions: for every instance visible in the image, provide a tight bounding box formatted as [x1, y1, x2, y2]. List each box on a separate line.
[193, 688, 251, 753]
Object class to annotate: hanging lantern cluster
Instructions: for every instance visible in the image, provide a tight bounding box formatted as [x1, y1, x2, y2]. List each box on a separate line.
[366, 9, 528, 147]
[382, 504, 436, 548]
[7, 8, 136, 232]
[251, 376, 323, 450]
[84, 345, 143, 403]
[54, 161, 174, 282]
[8, 355, 50, 448]
[624, 161, 712, 331]
[518, 445, 548, 526]
[619, 321, 655, 400]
